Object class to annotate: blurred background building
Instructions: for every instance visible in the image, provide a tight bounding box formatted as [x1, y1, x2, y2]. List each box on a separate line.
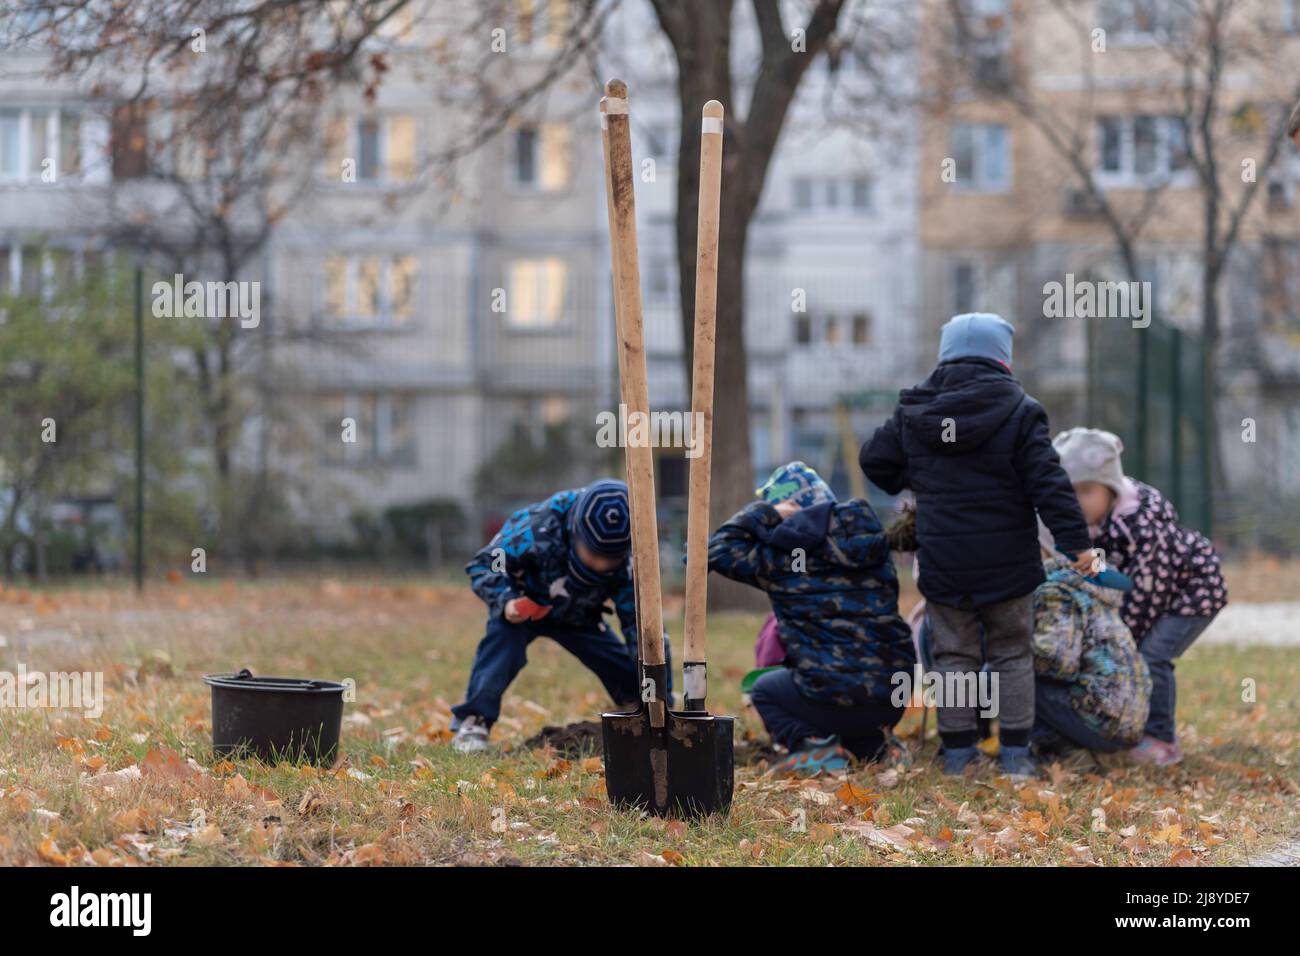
[0, 0, 1297, 578]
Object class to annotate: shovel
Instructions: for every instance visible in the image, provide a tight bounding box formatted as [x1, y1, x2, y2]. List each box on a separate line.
[599, 82, 734, 817]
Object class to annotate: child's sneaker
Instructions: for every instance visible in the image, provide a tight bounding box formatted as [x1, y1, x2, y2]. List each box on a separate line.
[451, 716, 490, 754]
[940, 745, 979, 776]
[997, 744, 1038, 779]
[768, 736, 851, 777]
[1128, 735, 1183, 766]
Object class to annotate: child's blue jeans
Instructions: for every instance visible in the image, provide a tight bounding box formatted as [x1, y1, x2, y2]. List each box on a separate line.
[451, 615, 642, 728]
[1031, 678, 1125, 754]
[1139, 613, 1217, 743]
[749, 668, 903, 760]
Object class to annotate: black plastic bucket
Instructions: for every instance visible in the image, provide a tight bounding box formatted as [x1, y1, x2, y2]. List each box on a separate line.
[203, 669, 346, 765]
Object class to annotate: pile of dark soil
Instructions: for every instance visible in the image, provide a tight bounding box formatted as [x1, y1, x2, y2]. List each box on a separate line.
[523, 720, 604, 757]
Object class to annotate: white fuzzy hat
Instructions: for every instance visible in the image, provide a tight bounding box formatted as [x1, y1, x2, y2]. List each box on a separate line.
[1052, 427, 1127, 495]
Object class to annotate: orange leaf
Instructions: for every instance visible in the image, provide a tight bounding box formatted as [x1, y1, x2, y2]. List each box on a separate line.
[835, 782, 878, 808]
[38, 838, 69, 866]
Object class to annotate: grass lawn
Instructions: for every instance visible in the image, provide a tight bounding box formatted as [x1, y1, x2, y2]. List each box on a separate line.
[0, 575, 1295, 866]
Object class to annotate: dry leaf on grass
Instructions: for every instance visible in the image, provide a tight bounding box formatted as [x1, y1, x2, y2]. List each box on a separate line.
[838, 821, 917, 852]
[141, 746, 202, 783]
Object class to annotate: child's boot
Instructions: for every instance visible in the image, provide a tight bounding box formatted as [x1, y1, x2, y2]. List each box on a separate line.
[1128, 735, 1182, 766]
[451, 715, 490, 754]
[768, 736, 851, 777]
[997, 744, 1038, 779]
[940, 745, 979, 775]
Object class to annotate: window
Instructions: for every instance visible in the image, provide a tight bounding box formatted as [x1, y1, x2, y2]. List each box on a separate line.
[0, 111, 18, 178]
[322, 254, 419, 327]
[793, 312, 873, 349]
[20, 245, 41, 296]
[949, 123, 1011, 192]
[517, 0, 569, 49]
[322, 393, 417, 467]
[507, 257, 567, 329]
[851, 177, 871, 210]
[112, 102, 149, 179]
[0, 106, 85, 181]
[513, 123, 571, 190]
[1286, 0, 1300, 33]
[789, 175, 873, 212]
[956, 0, 1011, 86]
[851, 312, 871, 345]
[358, 118, 381, 180]
[1096, 115, 1188, 182]
[647, 255, 673, 303]
[1097, 0, 1194, 43]
[951, 261, 979, 314]
[0, 246, 99, 298]
[794, 177, 814, 210]
[324, 114, 418, 184]
[643, 122, 676, 160]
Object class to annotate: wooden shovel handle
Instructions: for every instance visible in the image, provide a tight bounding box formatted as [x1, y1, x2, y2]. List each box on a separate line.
[598, 96, 645, 644]
[682, 101, 723, 708]
[601, 79, 666, 684]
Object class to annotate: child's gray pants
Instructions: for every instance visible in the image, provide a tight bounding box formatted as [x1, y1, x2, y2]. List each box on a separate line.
[926, 593, 1035, 738]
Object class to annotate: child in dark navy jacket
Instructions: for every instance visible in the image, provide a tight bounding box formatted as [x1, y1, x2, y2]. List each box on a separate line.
[860, 313, 1094, 777]
[451, 479, 651, 753]
[708, 462, 915, 776]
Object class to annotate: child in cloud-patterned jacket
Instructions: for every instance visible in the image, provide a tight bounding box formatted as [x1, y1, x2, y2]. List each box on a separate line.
[1031, 557, 1152, 754]
[708, 462, 915, 775]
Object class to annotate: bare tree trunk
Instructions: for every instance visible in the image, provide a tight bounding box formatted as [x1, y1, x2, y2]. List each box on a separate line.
[708, 210, 764, 609]
[655, 0, 847, 610]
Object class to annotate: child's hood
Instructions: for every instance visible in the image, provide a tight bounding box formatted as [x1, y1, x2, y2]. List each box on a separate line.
[763, 501, 890, 569]
[764, 501, 834, 554]
[899, 357, 1026, 453]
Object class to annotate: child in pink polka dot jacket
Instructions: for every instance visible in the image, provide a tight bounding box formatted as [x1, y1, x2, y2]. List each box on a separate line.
[1053, 428, 1227, 767]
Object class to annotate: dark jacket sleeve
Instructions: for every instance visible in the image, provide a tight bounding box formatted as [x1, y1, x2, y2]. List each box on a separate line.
[465, 512, 527, 617]
[860, 409, 909, 495]
[1013, 402, 1091, 556]
[707, 501, 782, 587]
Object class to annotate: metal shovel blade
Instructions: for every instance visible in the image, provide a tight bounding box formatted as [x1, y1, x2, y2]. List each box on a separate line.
[601, 706, 735, 817]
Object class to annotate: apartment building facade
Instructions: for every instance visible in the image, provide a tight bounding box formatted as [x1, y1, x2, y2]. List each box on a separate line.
[918, 0, 1300, 524]
[2, 0, 923, 550]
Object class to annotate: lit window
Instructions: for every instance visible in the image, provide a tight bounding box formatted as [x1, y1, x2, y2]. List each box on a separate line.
[514, 123, 571, 190]
[322, 254, 420, 327]
[508, 257, 568, 329]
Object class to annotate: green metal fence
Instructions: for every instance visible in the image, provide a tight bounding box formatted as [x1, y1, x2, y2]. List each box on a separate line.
[1087, 317, 1213, 534]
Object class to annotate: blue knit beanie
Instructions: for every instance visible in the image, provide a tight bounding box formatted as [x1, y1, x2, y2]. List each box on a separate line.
[756, 461, 835, 509]
[570, 479, 631, 557]
[938, 312, 1014, 366]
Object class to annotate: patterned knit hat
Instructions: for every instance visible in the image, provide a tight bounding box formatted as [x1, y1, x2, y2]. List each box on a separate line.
[570, 479, 631, 557]
[756, 461, 835, 509]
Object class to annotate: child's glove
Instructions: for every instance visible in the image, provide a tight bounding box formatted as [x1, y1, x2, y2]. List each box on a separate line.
[504, 597, 552, 622]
